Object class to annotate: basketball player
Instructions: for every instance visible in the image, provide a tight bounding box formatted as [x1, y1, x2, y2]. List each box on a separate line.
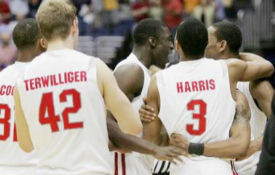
[14, 1, 142, 175]
[108, 18, 175, 175]
[171, 21, 273, 175]
[142, 18, 274, 175]
[256, 94, 275, 175]
[0, 18, 45, 175]
[204, 21, 273, 175]
[141, 21, 273, 175]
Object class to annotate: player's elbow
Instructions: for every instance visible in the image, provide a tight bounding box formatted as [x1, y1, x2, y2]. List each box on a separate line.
[233, 140, 249, 158]
[263, 61, 274, 77]
[120, 121, 143, 136]
[129, 122, 143, 135]
[235, 145, 248, 158]
[19, 142, 34, 153]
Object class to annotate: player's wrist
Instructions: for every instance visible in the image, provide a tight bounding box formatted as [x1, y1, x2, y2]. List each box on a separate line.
[188, 142, 204, 155]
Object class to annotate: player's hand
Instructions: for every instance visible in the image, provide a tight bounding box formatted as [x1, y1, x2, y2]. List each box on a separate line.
[139, 98, 157, 122]
[153, 145, 187, 164]
[170, 133, 190, 151]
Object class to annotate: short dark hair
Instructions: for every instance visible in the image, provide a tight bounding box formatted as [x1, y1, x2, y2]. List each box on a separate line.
[12, 18, 41, 50]
[213, 21, 242, 54]
[133, 18, 166, 46]
[176, 18, 208, 59]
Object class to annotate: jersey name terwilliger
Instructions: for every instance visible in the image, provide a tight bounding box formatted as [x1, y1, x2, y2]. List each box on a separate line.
[24, 71, 87, 91]
[176, 79, 215, 93]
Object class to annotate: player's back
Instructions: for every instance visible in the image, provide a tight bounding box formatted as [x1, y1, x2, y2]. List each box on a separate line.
[16, 49, 112, 175]
[0, 62, 37, 174]
[157, 58, 236, 175]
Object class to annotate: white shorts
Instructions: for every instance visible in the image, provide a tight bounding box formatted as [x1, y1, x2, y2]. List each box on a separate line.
[113, 152, 152, 175]
[235, 151, 260, 175]
[170, 156, 235, 175]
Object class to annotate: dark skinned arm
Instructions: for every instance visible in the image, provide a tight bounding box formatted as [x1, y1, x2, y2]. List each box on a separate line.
[250, 80, 273, 117]
[107, 114, 185, 161]
[142, 75, 165, 145]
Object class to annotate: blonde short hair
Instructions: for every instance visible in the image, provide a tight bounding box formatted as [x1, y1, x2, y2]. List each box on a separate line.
[36, 0, 76, 41]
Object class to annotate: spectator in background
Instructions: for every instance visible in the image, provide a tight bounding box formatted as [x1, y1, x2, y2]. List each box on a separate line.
[0, 0, 11, 24]
[183, 0, 200, 15]
[0, 32, 17, 66]
[193, 0, 215, 27]
[222, 0, 237, 19]
[9, 0, 29, 32]
[148, 0, 163, 21]
[102, 0, 120, 29]
[27, 0, 41, 18]
[10, 0, 29, 18]
[131, 0, 149, 22]
[215, 0, 225, 21]
[162, 0, 183, 37]
[72, 0, 93, 35]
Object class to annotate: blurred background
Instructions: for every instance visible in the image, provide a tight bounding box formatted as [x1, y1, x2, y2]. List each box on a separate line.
[0, 0, 274, 86]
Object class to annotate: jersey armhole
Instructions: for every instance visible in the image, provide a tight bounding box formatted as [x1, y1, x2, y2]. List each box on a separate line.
[156, 71, 173, 136]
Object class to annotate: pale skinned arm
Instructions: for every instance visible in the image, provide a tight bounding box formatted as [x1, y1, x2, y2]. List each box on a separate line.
[96, 59, 142, 135]
[14, 87, 34, 152]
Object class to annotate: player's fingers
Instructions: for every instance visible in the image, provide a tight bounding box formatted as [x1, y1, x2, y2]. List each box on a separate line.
[169, 159, 177, 165]
[139, 113, 155, 122]
[140, 117, 153, 122]
[172, 148, 186, 156]
[173, 155, 183, 163]
[143, 97, 148, 105]
[144, 104, 155, 113]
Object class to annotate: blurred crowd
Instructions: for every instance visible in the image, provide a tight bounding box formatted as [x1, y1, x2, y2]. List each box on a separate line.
[0, 0, 273, 70]
[75, 0, 241, 36]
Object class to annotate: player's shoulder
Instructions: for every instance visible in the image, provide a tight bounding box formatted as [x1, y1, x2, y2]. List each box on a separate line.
[0, 64, 18, 77]
[224, 58, 245, 68]
[0, 64, 20, 84]
[114, 63, 144, 81]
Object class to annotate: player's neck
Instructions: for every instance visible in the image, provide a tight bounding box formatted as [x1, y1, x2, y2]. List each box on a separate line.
[17, 50, 36, 62]
[47, 38, 75, 51]
[132, 46, 151, 69]
[220, 52, 239, 59]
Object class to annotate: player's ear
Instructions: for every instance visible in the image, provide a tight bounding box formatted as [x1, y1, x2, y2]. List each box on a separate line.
[218, 40, 227, 53]
[148, 36, 157, 48]
[174, 39, 180, 53]
[72, 18, 79, 35]
[39, 37, 47, 51]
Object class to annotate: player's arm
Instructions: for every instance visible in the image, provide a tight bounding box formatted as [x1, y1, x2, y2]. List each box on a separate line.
[227, 53, 274, 83]
[96, 59, 142, 135]
[171, 90, 251, 159]
[113, 64, 144, 101]
[14, 86, 34, 152]
[240, 136, 263, 160]
[250, 80, 273, 117]
[142, 75, 165, 145]
[107, 114, 186, 161]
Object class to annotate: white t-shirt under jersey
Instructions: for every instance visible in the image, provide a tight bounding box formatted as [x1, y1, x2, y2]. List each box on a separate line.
[16, 49, 112, 175]
[113, 53, 152, 175]
[157, 58, 236, 175]
[0, 62, 37, 175]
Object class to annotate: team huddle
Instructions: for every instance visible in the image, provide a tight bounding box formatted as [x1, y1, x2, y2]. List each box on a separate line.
[0, 0, 274, 175]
